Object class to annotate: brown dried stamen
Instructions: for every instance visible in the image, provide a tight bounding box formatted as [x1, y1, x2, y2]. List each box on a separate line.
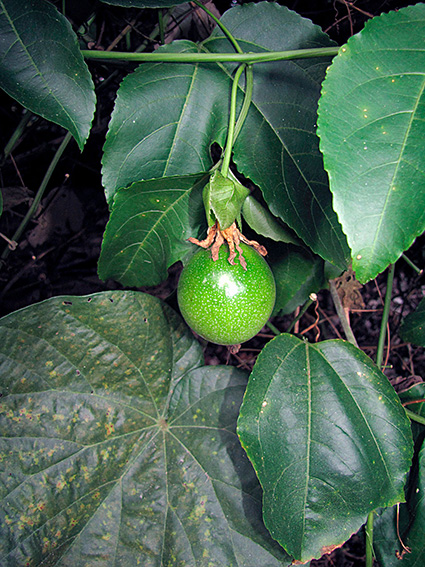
[188, 221, 267, 269]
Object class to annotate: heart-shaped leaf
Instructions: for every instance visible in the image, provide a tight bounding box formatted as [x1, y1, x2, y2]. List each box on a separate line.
[0, 0, 95, 150]
[237, 333, 413, 562]
[400, 296, 425, 347]
[101, 3, 349, 269]
[318, 4, 425, 282]
[0, 291, 291, 566]
[98, 174, 206, 287]
[374, 438, 425, 566]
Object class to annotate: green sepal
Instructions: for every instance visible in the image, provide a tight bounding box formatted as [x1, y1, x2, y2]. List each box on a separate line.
[203, 170, 249, 229]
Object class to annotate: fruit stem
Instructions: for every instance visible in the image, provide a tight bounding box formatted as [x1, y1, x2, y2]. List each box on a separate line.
[221, 63, 246, 178]
[234, 64, 253, 142]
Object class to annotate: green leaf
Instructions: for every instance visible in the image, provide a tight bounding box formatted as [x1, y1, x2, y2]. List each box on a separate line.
[101, 3, 350, 269]
[318, 4, 425, 283]
[237, 334, 413, 562]
[0, 291, 291, 567]
[0, 0, 95, 150]
[207, 3, 350, 269]
[242, 196, 300, 245]
[203, 170, 249, 230]
[101, 40, 230, 204]
[270, 244, 324, 315]
[98, 174, 206, 287]
[374, 439, 425, 566]
[400, 297, 425, 347]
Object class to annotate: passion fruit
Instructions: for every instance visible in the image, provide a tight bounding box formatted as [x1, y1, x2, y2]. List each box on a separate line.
[177, 243, 276, 346]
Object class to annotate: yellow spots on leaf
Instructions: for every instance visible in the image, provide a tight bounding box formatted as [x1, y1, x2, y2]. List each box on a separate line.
[105, 422, 115, 436]
[189, 497, 207, 521]
[53, 413, 65, 421]
[56, 479, 66, 491]
[102, 533, 112, 541]
[45, 361, 54, 368]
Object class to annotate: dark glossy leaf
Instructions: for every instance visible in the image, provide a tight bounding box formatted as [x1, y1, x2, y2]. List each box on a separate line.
[102, 3, 349, 268]
[101, 40, 230, 204]
[237, 334, 413, 562]
[318, 4, 425, 282]
[400, 297, 425, 347]
[270, 244, 324, 315]
[206, 3, 349, 269]
[98, 174, 206, 287]
[0, 291, 291, 566]
[374, 439, 425, 566]
[0, 0, 95, 150]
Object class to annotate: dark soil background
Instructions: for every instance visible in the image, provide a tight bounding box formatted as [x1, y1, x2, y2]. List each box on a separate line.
[1, 1, 425, 566]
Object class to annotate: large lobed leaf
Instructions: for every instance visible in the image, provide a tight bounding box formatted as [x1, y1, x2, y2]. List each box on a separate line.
[0, 0, 95, 150]
[318, 4, 425, 282]
[237, 333, 413, 562]
[0, 291, 290, 566]
[101, 2, 350, 288]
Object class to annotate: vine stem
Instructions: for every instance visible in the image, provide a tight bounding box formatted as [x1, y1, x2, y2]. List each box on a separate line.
[375, 263, 395, 369]
[0, 110, 33, 166]
[81, 46, 339, 64]
[365, 511, 374, 567]
[0, 131, 73, 265]
[192, 0, 243, 54]
[221, 63, 246, 177]
[329, 279, 358, 347]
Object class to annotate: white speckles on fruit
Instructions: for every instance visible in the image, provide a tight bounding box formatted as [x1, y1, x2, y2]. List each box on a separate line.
[177, 243, 276, 346]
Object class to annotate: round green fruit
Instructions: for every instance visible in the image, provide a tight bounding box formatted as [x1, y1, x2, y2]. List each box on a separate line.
[177, 243, 276, 346]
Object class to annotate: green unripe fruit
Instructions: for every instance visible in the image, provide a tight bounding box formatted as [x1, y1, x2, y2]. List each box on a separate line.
[177, 243, 276, 346]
